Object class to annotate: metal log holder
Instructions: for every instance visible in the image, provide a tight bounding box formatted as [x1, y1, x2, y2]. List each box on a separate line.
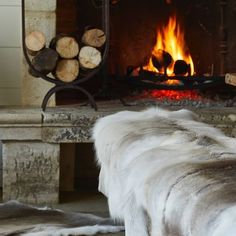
[21, 0, 110, 111]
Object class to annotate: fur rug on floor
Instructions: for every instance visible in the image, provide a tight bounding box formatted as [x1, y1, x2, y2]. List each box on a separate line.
[93, 107, 236, 236]
[0, 201, 124, 236]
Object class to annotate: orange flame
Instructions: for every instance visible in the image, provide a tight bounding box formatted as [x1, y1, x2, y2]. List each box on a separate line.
[144, 15, 194, 77]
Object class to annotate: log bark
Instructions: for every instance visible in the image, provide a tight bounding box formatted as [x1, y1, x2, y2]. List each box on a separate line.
[25, 31, 46, 55]
[82, 29, 106, 48]
[78, 46, 102, 69]
[50, 36, 79, 59]
[55, 59, 79, 82]
[31, 48, 59, 76]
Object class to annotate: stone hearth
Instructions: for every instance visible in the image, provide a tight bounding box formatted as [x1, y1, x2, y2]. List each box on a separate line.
[0, 102, 235, 204]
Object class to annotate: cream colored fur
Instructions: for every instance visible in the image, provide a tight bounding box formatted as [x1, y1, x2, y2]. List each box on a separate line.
[93, 107, 236, 236]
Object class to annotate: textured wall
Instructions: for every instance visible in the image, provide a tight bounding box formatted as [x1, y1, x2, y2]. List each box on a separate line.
[21, 0, 56, 106]
[0, 0, 21, 105]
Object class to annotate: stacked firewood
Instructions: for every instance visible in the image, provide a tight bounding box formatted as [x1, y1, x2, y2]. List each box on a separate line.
[25, 29, 106, 83]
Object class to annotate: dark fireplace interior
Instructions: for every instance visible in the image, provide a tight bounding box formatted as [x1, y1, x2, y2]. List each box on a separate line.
[56, 0, 236, 107]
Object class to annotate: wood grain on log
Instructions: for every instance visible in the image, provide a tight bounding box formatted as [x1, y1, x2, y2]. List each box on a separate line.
[55, 59, 79, 82]
[31, 48, 59, 76]
[225, 73, 236, 86]
[82, 29, 106, 48]
[51, 36, 79, 59]
[78, 46, 102, 69]
[25, 31, 46, 55]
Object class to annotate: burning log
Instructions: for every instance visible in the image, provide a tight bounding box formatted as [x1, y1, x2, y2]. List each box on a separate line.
[82, 29, 106, 48]
[78, 46, 102, 69]
[152, 49, 173, 72]
[55, 59, 79, 83]
[30, 48, 59, 76]
[174, 60, 190, 76]
[50, 36, 79, 59]
[25, 31, 46, 55]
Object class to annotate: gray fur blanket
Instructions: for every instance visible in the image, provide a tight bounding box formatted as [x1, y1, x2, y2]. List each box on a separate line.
[93, 107, 236, 236]
[0, 201, 123, 235]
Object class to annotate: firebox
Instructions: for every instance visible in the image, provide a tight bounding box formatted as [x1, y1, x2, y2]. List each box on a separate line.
[49, 0, 236, 107]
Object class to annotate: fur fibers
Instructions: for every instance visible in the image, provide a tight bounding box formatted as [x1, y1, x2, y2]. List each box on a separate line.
[93, 107, 236, 236]
[0, 200, 124, 235]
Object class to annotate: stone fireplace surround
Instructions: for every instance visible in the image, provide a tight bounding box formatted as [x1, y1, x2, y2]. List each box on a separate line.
[0, 1, 235, 205]
[0, 104, 235, 205]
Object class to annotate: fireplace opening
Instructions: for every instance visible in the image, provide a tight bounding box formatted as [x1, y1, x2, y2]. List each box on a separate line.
[55, 0, 236, 107]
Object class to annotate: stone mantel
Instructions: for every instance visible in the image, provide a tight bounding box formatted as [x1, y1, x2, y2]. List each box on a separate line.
[0, 104, 235, 142]
[0, 103, 235, 205]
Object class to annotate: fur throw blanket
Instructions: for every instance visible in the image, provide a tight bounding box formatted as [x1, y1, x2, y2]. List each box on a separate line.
[0, 201, 124, 235]
[92, 107, 236, 236]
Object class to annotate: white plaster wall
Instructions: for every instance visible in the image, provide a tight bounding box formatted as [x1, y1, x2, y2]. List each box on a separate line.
[0, 0, 21, 105]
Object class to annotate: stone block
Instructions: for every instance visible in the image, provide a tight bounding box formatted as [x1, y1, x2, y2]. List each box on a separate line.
[0, 141, 2, 188]
[22, 11, 56, 106]
[2, 141, 60, 205]
[0, 107, 42, 124]
[25, 0, 56, 12]
[0, 127, 41, 141]
[42, 126, 92, 143]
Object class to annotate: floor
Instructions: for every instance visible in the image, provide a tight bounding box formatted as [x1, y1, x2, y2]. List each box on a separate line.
[0, 189, 124, 236]
[58, 192, 124, 235]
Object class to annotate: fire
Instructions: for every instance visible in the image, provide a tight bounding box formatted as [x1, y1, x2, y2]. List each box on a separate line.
[144, 15, 194, 77]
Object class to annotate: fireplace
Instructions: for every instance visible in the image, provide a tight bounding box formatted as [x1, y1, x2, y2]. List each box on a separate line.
[1, 0, 235, 205]
[24, 0, 236, 108]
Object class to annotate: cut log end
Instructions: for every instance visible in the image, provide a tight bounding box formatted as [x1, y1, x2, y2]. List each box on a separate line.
[56, 36, 79, 59]
[25, 31, 46, 54]
[56, 59, 79, 83]
[225, 73, 236, 86]
[82, 29, 106, 48]
[79, 46, 102, 69]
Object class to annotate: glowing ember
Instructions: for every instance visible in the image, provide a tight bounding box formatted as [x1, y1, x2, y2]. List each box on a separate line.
[137, 90, 201, 101]
[144, 15, 194, 77]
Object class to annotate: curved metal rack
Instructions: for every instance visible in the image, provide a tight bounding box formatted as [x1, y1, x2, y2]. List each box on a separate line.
[21, 0, 110, 111]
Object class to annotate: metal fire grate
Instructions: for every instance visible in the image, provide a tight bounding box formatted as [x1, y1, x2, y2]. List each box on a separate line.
[124, 67, 226, 90]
